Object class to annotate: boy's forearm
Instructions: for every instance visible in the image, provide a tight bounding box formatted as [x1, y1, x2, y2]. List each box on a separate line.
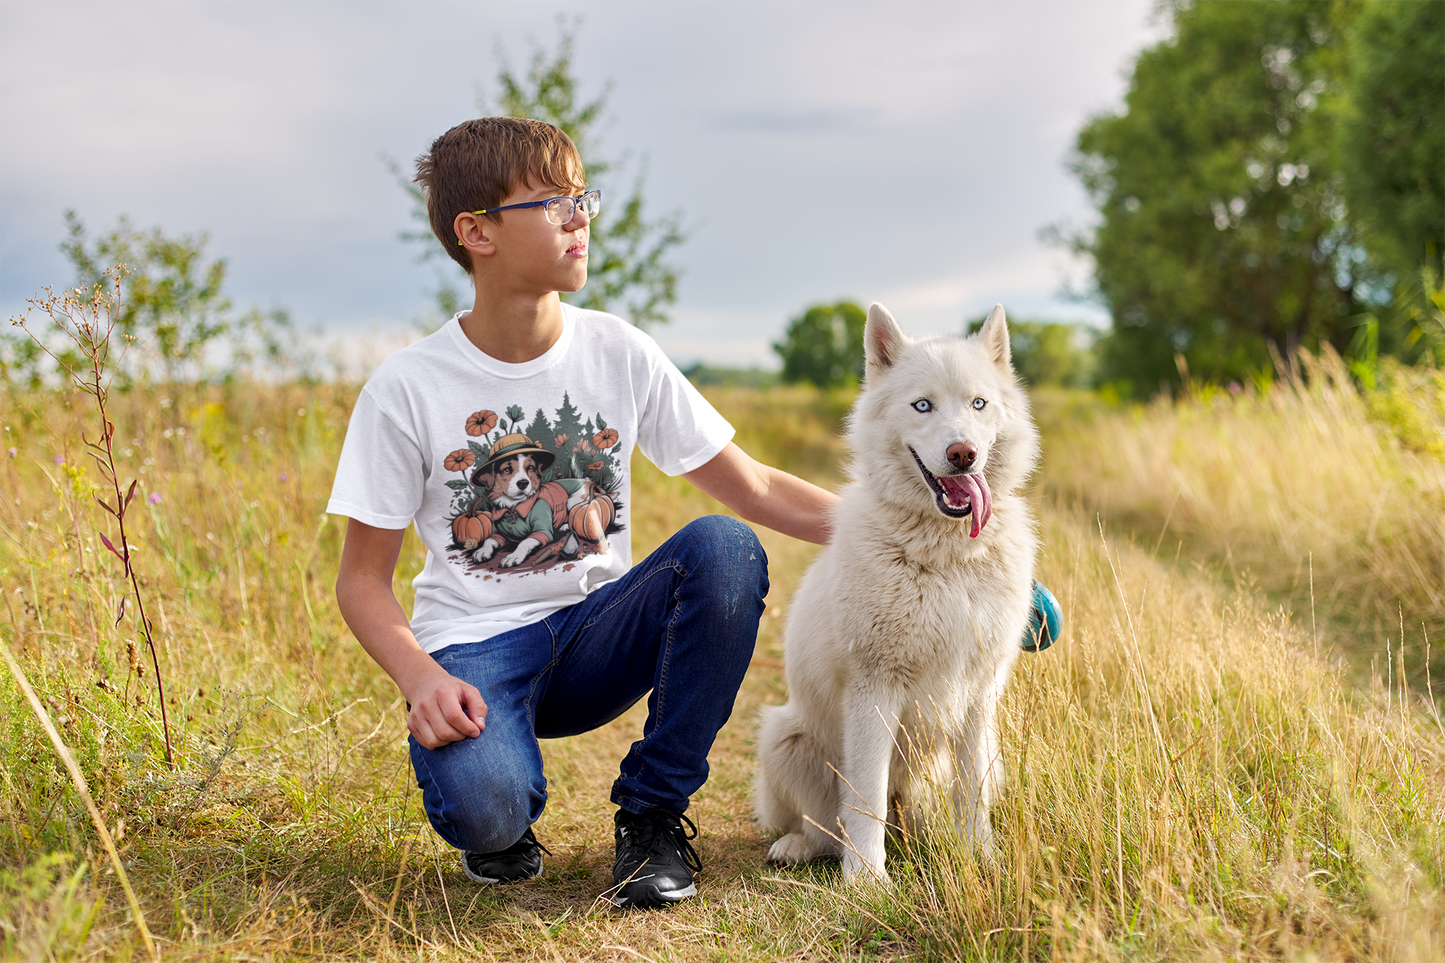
[745, 467, 837, 544]
[336, 573, 448, 699]
[684, 443, 837, 544]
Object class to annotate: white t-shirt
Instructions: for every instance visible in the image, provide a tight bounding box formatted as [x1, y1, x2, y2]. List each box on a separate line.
[327, 304, 734, 654]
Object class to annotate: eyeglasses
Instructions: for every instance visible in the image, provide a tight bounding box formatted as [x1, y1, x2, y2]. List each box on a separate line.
[470, 189, 601, 226]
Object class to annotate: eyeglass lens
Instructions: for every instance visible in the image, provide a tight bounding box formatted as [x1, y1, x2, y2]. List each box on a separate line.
[542, 191, 600, 225]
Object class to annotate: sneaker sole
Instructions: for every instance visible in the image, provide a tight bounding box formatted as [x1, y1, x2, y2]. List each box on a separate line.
[612, 878, 697, 908]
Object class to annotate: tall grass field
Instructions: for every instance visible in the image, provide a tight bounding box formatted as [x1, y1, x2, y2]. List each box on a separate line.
[2, 362, 1442, 960]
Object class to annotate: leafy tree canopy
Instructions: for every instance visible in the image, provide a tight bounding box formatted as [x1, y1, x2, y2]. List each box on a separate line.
[1337, 0, 1444, 284]
[396, 22, 685, 330]
[772, 301, 867, 388]
[1067, 0, 1443, 392]
[3, 212, 298, 387]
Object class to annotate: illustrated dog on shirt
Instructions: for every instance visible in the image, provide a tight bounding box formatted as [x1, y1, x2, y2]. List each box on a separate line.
[466, 433, 611, 568]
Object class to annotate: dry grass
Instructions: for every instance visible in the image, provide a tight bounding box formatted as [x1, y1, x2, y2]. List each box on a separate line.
[1034, 349, 1445, 697]
[2, 377, 1442, 961]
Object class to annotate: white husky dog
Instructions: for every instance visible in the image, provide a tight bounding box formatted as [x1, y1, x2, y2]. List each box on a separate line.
[755, 302, 1039, 881]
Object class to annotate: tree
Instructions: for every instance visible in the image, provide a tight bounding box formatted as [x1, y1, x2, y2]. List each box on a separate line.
[1337, 0, 1445, 286]
[966, 316, 1097, 388]
[772, 301, 867, 388]
[1067, 1, 1373, 390]
[15, 211, 299, 385]
[395, 23, 685, 329]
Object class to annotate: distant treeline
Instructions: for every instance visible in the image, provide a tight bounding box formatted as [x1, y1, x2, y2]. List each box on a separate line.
[770, 301, 1098, 391]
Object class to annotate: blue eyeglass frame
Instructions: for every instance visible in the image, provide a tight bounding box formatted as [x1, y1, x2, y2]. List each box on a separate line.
[457, 189, 600, 245]
[470, 189, 600, 221]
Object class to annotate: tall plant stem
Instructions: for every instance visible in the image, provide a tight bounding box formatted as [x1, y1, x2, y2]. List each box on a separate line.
[80, 296, 174, 767]
[14, 270, 175, 766]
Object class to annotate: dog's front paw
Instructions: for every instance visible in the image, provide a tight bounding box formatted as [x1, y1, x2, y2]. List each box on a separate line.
[471, 540, 498, 563]
[500, 548, 531, 568]
[767, 833, 817, 865]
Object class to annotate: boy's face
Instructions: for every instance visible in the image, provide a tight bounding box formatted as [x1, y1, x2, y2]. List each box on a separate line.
[476, 180, 590, 296]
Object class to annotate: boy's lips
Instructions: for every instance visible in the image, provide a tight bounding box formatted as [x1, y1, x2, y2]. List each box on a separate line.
[566, 241, 588, 258]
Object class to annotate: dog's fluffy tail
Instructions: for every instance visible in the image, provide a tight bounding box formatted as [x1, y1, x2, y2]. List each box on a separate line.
[755, 703, 835, 834]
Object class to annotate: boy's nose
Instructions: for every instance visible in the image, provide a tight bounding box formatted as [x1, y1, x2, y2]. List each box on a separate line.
[566, 207, 590, 230]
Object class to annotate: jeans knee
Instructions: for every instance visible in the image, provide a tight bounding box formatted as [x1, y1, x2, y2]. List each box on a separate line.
[450, 779, 539, 852]
[415, 742, 544, 853]
[680, 516, 769, 600]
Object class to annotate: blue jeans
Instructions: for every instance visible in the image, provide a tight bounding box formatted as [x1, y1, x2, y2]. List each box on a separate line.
[409, 515, 770, 854]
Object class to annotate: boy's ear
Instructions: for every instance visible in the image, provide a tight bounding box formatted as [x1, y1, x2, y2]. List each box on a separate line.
[454, 212, 497, 259]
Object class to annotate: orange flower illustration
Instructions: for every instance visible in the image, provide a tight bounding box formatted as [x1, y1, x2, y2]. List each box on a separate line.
[466, 410, 497, 436]
[587, 461, 604, 471]
[444, 449, 475, 472]
[593, 428, 619, 450]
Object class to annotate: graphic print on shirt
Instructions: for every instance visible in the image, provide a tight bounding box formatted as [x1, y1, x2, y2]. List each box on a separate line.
[440, 395, 625, 577]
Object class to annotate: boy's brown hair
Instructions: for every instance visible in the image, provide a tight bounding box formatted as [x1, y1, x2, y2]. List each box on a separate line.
[415, 117, 587, 272]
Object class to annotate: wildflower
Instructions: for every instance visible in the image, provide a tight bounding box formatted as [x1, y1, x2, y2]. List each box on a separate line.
[6, 448, 14, 458]
[279, 472, 289, 482]
[466, 410, 498, 436]
[587, 461, 604, 471]
[444, 449, 476, 472]
[555, 434, 569, 448]
[593, 428, 619, 450]
[54, 454, 64, 464]
[148, 492, 162, 505]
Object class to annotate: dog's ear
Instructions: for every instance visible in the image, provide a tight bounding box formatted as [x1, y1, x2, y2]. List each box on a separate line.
[865, 303, 908, 378]
[978, 303, 1012, 373]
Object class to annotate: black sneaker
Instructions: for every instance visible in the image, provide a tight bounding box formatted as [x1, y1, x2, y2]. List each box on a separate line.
[611, 808, 701, 908]
[462, 827, 548, 883]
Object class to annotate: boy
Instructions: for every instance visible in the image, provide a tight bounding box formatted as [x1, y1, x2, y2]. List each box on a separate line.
[329, 117, 837, 909]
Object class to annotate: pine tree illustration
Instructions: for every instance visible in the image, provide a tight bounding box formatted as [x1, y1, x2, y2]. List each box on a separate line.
[524, 408, 558, 479]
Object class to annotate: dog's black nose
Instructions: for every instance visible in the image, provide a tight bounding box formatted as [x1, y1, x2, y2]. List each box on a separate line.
[517, 478, 529, 491]
[947, 441, 977, 470]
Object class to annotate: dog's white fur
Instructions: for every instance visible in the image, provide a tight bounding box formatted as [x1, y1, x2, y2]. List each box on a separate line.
[754, 302, 1039, 881]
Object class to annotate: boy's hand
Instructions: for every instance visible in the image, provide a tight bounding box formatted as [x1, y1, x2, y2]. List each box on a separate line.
[407, 670, 488, 749]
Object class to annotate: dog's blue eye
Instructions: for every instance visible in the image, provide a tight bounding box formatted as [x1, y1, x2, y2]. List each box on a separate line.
[972, 398, 987, 410]
[912, 399, 932, 413]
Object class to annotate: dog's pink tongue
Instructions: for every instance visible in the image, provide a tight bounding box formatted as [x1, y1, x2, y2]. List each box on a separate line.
[938, 473, 993, 537]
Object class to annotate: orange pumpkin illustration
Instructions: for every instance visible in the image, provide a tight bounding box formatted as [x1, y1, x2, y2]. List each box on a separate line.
[451, 510, 492, 550]
[568, 494, 614, 545]
[593, 428, 619, 450]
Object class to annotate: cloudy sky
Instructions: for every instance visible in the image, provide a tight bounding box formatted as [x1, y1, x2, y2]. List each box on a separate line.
[1, 0, 1163, 370]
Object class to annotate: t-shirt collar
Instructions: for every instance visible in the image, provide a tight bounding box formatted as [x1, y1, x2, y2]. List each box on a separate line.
[445, 303, 577, 379]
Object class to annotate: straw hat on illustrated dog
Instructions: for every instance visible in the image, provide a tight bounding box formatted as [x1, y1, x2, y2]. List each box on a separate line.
[469, 433, 555, 489]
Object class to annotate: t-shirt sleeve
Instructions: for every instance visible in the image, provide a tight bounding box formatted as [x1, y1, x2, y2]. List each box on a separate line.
[326, 387, 426, 529]
[634, 350, 735, 477]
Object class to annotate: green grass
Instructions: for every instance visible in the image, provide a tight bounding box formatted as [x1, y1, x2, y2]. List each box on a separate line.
[1, 377, 1442, 961]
